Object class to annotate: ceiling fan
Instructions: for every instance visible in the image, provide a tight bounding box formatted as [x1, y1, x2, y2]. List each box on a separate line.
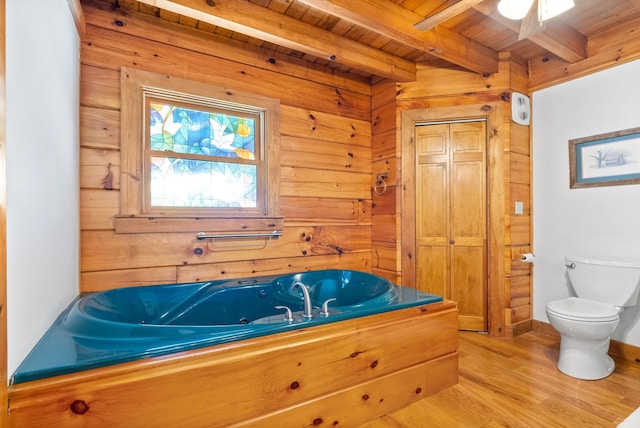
[413, 0, 575, 41]
[498, 0, 575, 39]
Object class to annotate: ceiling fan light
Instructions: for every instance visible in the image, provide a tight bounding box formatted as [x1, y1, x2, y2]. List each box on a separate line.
[497, 0, 534, 20]
[539, 0, 575, 21]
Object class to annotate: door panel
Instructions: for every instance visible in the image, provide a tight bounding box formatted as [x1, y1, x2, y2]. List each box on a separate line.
[452, 161, 485, 238]
[451, 245, 486, 331]
[416, 123, 448, 155]
[415, 121, 487, 331]
[416, 246, 448, 297]
[416, 164, 448, 243]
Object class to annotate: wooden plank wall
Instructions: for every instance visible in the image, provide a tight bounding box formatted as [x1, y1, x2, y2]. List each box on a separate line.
[372, 53, 533, 336]
[79, 0, 374, 291]
[503, 56, 534, 336]
[371, 80, 401, 284]
[0, 0, 8, 422]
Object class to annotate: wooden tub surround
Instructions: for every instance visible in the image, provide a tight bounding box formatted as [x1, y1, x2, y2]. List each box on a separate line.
[8, 301, 458, 427]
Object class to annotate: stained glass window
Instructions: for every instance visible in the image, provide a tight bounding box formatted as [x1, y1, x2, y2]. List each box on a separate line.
[118, 68, 280, 232]
[146, 99, 261, 209]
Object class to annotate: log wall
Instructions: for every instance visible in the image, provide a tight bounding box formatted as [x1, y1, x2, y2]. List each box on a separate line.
[371, 53, 533, 336]
[80, 0, 532, 335]
[79, 0, 374, 291]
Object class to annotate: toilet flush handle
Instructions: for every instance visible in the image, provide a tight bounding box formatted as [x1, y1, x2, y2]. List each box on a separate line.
[566, 262, 576, 269]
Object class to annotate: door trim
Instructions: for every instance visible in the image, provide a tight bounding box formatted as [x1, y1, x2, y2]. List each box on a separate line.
[401, 103, 506, 336]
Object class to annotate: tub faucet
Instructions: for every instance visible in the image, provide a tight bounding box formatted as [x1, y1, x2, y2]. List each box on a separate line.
[293, 281, 313, 319]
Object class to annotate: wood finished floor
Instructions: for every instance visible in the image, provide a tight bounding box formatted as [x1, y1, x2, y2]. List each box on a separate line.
[359, 331, 640, 428]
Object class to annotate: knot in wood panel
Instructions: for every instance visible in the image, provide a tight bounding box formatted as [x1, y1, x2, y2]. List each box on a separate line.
[70, 400, 90, 415]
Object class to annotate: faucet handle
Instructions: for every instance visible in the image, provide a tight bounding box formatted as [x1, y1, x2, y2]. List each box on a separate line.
[320, 298, 337, 317]
[275, 305, 294, 322]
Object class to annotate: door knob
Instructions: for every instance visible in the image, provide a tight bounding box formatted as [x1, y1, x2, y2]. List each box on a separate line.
[450, 239, 455, 244]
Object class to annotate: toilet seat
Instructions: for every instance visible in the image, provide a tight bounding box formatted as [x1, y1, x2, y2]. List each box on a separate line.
[546, 297, 619, 322]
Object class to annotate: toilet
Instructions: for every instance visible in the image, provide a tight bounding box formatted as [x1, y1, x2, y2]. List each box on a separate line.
[545, 256, 640, 380]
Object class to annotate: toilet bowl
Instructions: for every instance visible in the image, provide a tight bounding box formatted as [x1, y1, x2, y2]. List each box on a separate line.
[546, 297, 620, 380]
[545, 256, 640, 380]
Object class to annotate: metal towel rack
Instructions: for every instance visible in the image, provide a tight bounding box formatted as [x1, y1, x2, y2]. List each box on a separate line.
[196, 230, 283, 249]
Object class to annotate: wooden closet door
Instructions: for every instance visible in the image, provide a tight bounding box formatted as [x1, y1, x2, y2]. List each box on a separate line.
[415, 121, 487, 331]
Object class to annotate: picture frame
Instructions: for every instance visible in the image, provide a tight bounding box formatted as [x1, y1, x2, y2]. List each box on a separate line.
[569, 127, 640, 189]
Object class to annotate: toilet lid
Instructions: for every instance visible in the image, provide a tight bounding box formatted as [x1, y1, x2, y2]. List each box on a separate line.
[546, 297, 619, 322]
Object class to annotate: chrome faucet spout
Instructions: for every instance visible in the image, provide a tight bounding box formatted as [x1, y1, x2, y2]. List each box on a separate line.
[293, 281, 313, 319]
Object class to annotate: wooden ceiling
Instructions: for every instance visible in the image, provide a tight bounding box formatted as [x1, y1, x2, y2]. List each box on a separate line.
[108, 0, 640, 88]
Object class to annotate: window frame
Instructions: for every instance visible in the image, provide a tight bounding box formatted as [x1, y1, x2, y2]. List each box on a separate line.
[117, 68, 282, 234]
[143, 96, 264, 216]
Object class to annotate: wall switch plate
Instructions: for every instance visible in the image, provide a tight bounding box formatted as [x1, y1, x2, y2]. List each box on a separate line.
[515, 201, 524, 215]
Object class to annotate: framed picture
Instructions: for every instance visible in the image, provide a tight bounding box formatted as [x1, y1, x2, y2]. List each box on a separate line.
[569, 127, 640, 188]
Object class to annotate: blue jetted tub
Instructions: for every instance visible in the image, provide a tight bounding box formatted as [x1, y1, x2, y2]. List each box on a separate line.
[13, 270, 442, 384]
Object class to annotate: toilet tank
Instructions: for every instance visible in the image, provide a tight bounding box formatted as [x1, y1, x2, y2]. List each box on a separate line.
[566, 256, 640, 307]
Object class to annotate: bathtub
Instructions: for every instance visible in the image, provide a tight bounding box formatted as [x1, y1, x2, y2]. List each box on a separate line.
[12, 270, 443, 384]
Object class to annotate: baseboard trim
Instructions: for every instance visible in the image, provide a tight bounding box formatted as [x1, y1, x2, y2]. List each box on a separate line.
[532, 320, 640, 363]
[504, 319, 533, 337]
[531, 320, 558, 338]
[609, 340, 640, 363]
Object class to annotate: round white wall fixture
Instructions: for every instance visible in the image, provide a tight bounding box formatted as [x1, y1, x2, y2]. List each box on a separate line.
[512, 92, 531, 125]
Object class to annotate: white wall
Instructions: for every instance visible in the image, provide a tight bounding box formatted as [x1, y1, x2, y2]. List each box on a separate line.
[6, 0, 80, 377]
[532, 59, 640, 346]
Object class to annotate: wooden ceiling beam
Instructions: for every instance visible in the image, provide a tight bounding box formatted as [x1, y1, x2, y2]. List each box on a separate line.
[414, 0, 487, 32]
[473, 0, 586, 63]
[298, 0, 499, 75]
[529, 15, 640, 90]
[136, 0, 417, 82]
[529, 20, 587, 63]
